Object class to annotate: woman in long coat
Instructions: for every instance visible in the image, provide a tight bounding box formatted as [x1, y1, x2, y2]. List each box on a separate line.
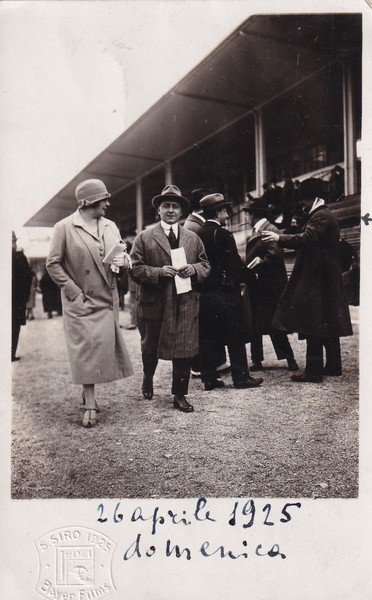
[46, 179, 133, 427]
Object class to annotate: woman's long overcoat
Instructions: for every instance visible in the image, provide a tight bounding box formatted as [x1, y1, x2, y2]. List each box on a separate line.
[130, 223, 210, 360]
[46, 210, 133, 384]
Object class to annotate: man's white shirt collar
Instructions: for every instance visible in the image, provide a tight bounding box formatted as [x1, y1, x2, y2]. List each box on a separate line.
[160, 220, 179, 236]
[192, 211, 205, 222]
[207, 219, 221, 226]
[310, 198, 325, 213]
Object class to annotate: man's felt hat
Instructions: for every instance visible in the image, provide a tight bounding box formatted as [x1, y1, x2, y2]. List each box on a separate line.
[243, 197, 271, 216]
[191, 188, 211, 210]
[299, 177, 327, 202]
[199, 193, 232, 212]
[151, 185, 190, 211]
[75, 179, 111, 208]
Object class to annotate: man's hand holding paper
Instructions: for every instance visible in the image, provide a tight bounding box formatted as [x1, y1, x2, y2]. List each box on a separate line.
[170, 248, 192, 294]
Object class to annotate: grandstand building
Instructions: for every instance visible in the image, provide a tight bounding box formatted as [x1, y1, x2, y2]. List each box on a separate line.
[26, 13, 361, 267]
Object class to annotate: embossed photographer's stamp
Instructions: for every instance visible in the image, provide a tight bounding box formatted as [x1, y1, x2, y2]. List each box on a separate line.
[35, 527, 115, 599]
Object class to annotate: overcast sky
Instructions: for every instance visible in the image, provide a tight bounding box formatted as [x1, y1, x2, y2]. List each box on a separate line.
[0, 0, 253, 237]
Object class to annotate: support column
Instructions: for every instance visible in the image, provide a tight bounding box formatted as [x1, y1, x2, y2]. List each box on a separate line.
[136, 180, 143, 233]
[254, 109, 267, 196]
[342, 60, 357, 196]
[164, 161, 172, 186]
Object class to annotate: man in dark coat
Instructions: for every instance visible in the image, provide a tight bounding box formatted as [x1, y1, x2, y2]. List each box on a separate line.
[184, 188, 230, 377]
[262, 178, 353, 382]
[197, 193, 263, 390]
[12, 231, 32, 361]
[243, 200, 298, 372]
[130, 185, 210, 412]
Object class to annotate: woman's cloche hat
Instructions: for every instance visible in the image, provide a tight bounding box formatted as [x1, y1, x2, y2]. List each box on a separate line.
[152, 184, 190, 211]
[75, 179, 111, 208]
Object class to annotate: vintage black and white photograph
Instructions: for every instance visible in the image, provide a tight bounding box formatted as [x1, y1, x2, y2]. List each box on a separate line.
[6, 4, 361, 501]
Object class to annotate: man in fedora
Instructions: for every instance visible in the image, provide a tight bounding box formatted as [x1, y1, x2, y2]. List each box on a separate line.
[130, 184, 210, 412]
[262, 177, 353, 382]
[197, 192, 263, 390]
[184, 187, 230, 377]
[243, 198, 298, 372]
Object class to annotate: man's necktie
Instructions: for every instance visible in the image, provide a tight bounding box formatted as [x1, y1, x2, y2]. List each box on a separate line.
[168, 226, 178, 249]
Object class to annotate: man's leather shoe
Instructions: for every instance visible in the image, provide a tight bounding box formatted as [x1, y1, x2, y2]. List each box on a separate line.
[250, 362, 263, 371]
[204, 379, 225, 391]
[287, 358, 299, 371]
[216, 361, 231, 373]
[291, 372, 323, 383]
[142, 376, 153, 400]
[234, 376, 263, 388]
[173, 395, 194, 412]
[323, 367, 342, 376]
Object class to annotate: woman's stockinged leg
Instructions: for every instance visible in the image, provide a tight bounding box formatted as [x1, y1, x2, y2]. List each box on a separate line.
[82, 384, 95, 408]
[82, 384, 97, 427]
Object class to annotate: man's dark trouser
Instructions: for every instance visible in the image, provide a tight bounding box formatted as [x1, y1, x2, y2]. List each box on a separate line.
[199, 291, 249, 385]
[192, 345, 227, 373]
[138, 318, 192, 396]
[200, 340, 249, 385]
[251, 330, 294, 364]
[305, 336, 342, 378]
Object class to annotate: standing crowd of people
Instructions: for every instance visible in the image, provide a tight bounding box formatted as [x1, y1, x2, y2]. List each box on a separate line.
[13, 174, 354, 427]
[249, 166, 345, 230]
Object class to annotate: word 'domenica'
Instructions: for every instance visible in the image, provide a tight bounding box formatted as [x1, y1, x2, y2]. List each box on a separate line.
[35, 527, 115, 600]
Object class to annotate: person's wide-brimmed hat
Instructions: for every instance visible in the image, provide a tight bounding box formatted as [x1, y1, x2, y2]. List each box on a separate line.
[243, 197, 271, 216]
[299, 177, 327, 202]
[199, 193, 232, 212]
[152, 184, 190, 211]
[191, 187, 211, 210]
[75, 179, 111, 208]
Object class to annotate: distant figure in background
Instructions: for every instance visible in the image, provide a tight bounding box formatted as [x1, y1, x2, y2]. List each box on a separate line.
[26, 270, 38, 320]
[126, 275, 138, 330]
[329, 165, 345, 202]
[339, 233, 359, 306]
[12, 231, 32, 361]
[125, 241, 137, 330]
[281, 174, 295, 228]
[116, 268, 128, 311]
[39, 269, 62, 318]
[260, 183, 272, 207]
[269, 178, 283, 211]
[283, 215, 302, 235]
